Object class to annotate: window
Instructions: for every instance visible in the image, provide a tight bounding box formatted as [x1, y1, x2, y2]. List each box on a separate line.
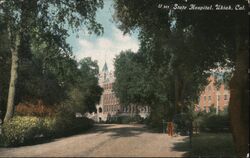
[207, 107, 210, 112]
[203, 105, 206, 112]
[217, 95, 220, 101]
[208, 96, 211, 101]
[224, 95, 228, 100]
[204, 96, 206, 101]
[218, 105, 221, 111]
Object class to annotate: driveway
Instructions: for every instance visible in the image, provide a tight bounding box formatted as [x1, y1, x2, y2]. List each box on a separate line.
[0, 124, 188, 157]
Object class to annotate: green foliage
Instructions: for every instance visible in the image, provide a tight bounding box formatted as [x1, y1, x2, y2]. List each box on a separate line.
[190, 133, 236, 157]
[1, 116, 46, 146]
[75, 58, 103, 113]
[113, 1, 212, 129]
[51, 104, 94, 137]
[58, 57, 103, 114]
[52, 105, 76, 136]
[0, 0, 104, 120]
[146, 104, 169, 131]
[0, 134, 4, 146]
[200, 113, 230, 133]
[173, 113, 191, 135]
[107, 115, 144, 124]
[15, 53, 102, 114]
[112, 3, 248, 147]
[114, 51, 152, 106]
[1, 114, 94, 147]
[41, 117, 56, 137]
[174, 132, 236, 157]
[208, 104, 217, 113]
[114, 0, 247, 155]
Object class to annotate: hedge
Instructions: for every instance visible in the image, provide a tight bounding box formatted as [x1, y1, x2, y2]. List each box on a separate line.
[0, 115, 94, 147]
[106, 115, 144, 124]
[1, 116, 47, 146]
[199, 114, 230, 132]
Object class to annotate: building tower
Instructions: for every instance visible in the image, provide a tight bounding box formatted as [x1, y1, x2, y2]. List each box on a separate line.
[95, 62, 150, 122]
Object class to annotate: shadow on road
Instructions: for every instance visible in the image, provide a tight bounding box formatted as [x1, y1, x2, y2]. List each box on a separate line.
[91, 124, 154, 138]
[171, 137, 190, 157]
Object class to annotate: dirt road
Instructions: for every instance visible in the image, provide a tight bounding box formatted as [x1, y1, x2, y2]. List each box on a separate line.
[0, 124, 188, 157]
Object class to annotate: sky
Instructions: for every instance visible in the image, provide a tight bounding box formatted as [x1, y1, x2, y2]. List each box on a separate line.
[66, 0, 139, 71]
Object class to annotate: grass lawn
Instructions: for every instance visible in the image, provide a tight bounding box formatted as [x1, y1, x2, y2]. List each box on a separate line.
[173, 132, 237, 157]
[190, 132, 236, 157]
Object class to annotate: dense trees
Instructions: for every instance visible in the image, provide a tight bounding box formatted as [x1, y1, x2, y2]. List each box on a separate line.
[0, 0, 104, 122]
[113, 0, 248, 156]
[67, 58, 102, 114]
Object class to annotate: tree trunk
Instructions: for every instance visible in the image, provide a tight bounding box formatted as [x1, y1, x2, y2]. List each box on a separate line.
[229, 35, 249, 157]
[3, 31, 19, 122]
[174, 72, 184, 115]
[174, 73, 180, 114]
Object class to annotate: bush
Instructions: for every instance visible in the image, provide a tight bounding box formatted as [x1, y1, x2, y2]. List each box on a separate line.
[53, 115, 94, 137]
[0, 134, 4, 146]
[1, 104, 94, 147]
[1, 116, 45, 146]
[39, 117, 56, 138]
[173, 113, 192, 135]
[106, 115, 144, 124]
[117, 116, 131, 124]
[52, 109, 75, 136]
[200, 114, 230, 132]
[71, 117, 94, 132]
[1, 114, 93, 147]
[52, 106, 94, 137]
[145, 105, 172, 132]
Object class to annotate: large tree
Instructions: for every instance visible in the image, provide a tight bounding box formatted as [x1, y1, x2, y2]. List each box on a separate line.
[113, 0, 248, 156]
[0, 0, 104, 122]
[0, 14, 11, 120]
[75, 57, 103, 113]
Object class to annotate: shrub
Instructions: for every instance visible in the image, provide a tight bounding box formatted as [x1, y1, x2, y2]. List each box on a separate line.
[1, 104, 94, 147]
[53, 115, 94, 137]
[52, 105, 94, 137]
[1, 114, 93, 147]
[106, 115, 144, 124]
[0, 134, 4, 146]
[145, 105, 171, 132]
[200, 114, 230, 132]
[2, 116, 44, 146]
[173, 113, 192, 135]
[71, 117, 94, 132]
[40, 117, 56, 138]
[54, 105, 78, 135]
[116, 116, 131, 124]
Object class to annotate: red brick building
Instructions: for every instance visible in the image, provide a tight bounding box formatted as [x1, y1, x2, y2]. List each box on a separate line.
[196, 75, 230, 113]
[96, 62, 150, 122]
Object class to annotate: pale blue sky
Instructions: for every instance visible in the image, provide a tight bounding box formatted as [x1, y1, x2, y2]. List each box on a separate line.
[67, 0, 139, 71]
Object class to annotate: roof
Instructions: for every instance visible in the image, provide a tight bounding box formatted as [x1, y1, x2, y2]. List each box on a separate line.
[102, 62, 108, 72]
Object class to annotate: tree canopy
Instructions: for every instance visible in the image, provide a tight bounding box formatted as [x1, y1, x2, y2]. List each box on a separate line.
[113, 0, 248, 156]
[0, 0, 104, 121]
